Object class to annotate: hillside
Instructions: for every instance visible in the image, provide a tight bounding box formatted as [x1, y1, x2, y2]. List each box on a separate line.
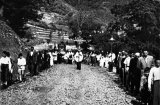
[0, 20, 22, 58]
[64, 0, 132, 9]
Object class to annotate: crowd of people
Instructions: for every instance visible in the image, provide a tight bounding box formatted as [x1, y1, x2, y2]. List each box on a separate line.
[0, 46, 83, 90]
[0, 47, 160, 105]
[83, 50, 160, 105]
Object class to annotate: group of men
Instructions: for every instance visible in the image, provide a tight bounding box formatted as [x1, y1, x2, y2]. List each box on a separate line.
[84, 50, 160, 105]
[116, 50, 160, 104]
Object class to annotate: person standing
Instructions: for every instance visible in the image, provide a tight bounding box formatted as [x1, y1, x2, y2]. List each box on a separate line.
[17, 53, 26, 82]
[63, 52, 68, 64]
[6, 52, 14, 85]
[74, 50, 83, 70]
[26, 46, 37, 76]
[108, 52, 116, 72]
[36, 51, 43, 72]
[68, 51, 73, 64]
[100, 55, 105, 68]
[121, 51, 126, 85]
[52, 50, 58, 64]
[44, 50, 50, 69]
[129, 53, 141, 95]
[139, 51, 154, 76]
[48, 50, 54, 67]
[105, 54, 110, 69]
[96, 52, 102, 66]
[148, 60, 160, 105]
[91, 52, 96, 66]
[0, 51, 11, 88]
[116, 52, 122, 74]
[124, 53, 131, 91]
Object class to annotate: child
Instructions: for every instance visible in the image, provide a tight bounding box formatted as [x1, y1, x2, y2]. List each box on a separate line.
[17, 53, 26, 82]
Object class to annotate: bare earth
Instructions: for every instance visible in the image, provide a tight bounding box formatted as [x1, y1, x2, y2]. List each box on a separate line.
[0, 64, 136, 105]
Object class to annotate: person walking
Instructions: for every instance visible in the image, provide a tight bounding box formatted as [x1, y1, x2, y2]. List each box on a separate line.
[17, 53, 26, 82]
[74, 50, 83, 70]
[148, 60, 160, 105]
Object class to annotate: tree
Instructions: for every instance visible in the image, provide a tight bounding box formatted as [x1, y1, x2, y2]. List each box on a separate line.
[111, 0, 160, 57]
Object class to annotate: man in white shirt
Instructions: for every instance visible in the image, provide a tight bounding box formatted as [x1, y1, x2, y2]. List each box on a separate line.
[0, 51, 11, 87]
[74, 50, 83, 70]
[148, 60, 160, 105]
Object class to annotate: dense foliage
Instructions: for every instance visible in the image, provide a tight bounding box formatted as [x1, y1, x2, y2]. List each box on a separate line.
[110, 0, 160, 57]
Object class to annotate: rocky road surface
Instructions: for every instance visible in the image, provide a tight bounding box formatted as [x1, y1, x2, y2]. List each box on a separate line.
[0, 64, 137, 105]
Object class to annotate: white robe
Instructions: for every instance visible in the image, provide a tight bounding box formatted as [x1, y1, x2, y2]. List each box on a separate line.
[100, 56, 105, 67]
[74, 52, 83, 62]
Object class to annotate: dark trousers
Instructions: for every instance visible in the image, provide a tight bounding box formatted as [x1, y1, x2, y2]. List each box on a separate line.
[8, 72, 13, 85]
[130, 74, 141, 94]
[54, 61, 57, 64]
[68, 59, 72, 64]
[1, 64, 9, 83]
[125, 70, 130, 90]
[36, 64, 42, 74]
[119, 68, 123, 83]
[37, 63, 42, 72]
[28, 64, 35, 76]
[153, 80, 160, 105]
[109, 62, 114, 72]
[77, 62, 81, 70]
